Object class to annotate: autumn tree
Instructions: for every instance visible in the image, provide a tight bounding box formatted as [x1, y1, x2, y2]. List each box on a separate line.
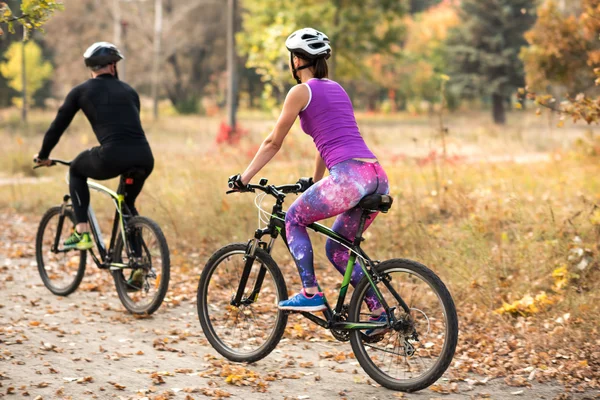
[0, 0, 63, 35]
[445, 0, 537, 124]
[237, 0, 406, 107]
[0, 40, 53, 108]
[520, 0, 599, 96]
[369, 1, 459, 111]
[43, 0, 229, 113]
[519, 0, 600, 125]
[409, 0, 442, 14]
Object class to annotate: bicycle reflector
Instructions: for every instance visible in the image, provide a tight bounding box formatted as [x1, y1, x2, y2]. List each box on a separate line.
[125, 178, 134, 184]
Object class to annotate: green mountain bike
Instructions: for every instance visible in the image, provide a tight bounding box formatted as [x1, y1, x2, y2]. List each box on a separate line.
[34, 159, 170, 315]
[197, 179, 458, 392]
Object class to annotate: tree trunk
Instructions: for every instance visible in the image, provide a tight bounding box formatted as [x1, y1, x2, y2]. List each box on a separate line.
[226, 0, 237, 128]
[329, 0, 341, 80]
[21, 28, 26, 124]
[492, 93, 506, 125]
[152, 0, 163, 119]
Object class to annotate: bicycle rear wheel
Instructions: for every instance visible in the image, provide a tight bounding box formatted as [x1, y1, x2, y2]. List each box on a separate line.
[197, 243, 288, 363]
[35, 206, 86, 296]
[113, 216, 170, 315]
[349, 259, 458, 392]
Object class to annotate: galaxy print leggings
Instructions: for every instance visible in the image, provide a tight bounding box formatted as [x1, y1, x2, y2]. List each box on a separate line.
[285, 159, 389, 311]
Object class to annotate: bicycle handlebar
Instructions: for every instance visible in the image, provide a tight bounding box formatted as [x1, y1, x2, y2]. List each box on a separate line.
[33, 158, 72, 169]
[227, 182, 303, 198]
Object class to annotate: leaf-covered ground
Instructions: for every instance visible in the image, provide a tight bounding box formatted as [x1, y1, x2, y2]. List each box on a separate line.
[0, 212, 598, 400]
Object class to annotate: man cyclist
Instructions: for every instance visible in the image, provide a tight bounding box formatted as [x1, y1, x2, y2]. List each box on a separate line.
[34, 42, 154, 261]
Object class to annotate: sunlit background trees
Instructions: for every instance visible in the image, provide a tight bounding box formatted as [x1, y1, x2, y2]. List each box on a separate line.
[1, 0, 599, 125]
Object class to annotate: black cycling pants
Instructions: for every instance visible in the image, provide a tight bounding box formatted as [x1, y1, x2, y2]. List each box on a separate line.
[69, 144, 154, 224]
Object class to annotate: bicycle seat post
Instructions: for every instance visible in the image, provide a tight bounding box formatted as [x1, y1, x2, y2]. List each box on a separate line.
[117, 177, 127, 197]
[353, 212, 371, 246]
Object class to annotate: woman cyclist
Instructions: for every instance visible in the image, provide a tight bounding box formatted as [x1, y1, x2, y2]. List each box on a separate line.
[229, 28, 390, 327]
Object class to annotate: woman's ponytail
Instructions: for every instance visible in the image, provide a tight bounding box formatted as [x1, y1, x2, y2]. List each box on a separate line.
[313, 57, 329, 79]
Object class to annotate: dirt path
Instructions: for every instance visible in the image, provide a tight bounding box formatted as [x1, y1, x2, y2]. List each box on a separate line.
[0, 214, 597, 400]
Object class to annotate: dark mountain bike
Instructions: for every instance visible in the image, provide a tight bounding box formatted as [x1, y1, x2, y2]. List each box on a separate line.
[34, 159, 170, 315]
[197, 178, 458, 392]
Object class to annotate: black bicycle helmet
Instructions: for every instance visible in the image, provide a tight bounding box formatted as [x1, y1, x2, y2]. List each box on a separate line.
[83, 42, 124, 70]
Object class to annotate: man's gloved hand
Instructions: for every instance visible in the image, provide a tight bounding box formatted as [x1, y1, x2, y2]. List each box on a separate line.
[33, 153, 52, 167]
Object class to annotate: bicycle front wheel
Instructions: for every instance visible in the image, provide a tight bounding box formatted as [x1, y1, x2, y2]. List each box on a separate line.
[349, 259, 458, 392]
[197, 243, 288, 363]
[113, 216, 170, 315]
[35, 206, 86, 296]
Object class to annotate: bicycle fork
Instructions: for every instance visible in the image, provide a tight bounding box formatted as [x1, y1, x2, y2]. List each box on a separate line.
[51, 195, 71, 253]
[230, 230, 275, 307]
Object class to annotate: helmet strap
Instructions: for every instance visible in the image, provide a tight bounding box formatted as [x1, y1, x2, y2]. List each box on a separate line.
[290, 53, 314, 84]
[113, 63, 120, 80]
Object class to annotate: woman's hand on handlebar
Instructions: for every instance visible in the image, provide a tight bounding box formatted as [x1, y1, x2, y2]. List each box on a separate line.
[228, 173, 249, 192]
[296, 177, 314, 192]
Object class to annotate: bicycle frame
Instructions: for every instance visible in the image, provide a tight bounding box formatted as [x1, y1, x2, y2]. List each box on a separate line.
[233, 185, 411, 332]
[84, 180, 133, 270]
[38, 158, 139, 272]
[56, 172, 134, 271]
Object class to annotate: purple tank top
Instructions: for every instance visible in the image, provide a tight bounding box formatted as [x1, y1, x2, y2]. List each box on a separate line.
[299, 79, 376, 170]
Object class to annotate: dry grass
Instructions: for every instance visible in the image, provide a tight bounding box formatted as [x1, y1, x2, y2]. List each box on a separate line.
[0, 107, 598, 328]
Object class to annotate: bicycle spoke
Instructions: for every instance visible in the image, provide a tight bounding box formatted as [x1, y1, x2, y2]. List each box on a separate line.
[114, 217, 169, 314]
[351, 261, 457, 389]
[200, 246, 286, 360]
[37, 208, 86, 295]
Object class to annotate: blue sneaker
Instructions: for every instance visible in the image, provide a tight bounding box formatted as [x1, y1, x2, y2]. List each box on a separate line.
[365, 313, 391, 337]
[278, 289, 327, 312]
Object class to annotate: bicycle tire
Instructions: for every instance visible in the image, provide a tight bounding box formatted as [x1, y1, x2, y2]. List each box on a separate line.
[349, 259, 458, 392]
[35, 206, 87, 296]
[112, 216, 170, 315]
[197, 243, 288, 363]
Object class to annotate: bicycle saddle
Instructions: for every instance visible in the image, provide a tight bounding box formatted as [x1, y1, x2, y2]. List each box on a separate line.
[123, 168, 147, 180]
[358, 194, 393, 213]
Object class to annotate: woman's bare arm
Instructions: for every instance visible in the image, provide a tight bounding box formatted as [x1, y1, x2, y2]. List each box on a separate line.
[313, 152, 326, 182]
[240, 84, 309, 184]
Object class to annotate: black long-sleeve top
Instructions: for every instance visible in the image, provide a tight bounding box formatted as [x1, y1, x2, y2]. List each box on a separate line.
[38, 74, 148, 159]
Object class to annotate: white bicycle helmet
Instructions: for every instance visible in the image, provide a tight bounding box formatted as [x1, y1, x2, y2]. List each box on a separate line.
[285, 28, 331, 60]
[286, 28, 331, 83]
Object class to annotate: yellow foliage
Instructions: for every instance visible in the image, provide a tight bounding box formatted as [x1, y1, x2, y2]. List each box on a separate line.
[496, 291, 556, 317]
[590, 209, 600, 225]
[0, 40, 53, 108]
[552, 265, 570, 290]
[366, 1, 459, 101]
[497, 261, 573, 317]
[404, 3, 460, 57]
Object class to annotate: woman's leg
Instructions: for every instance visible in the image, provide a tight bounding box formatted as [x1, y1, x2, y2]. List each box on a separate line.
[326, 162, 390, 312]
[285, 160, 387, 292]
[326, 209, 381, 311]
[285, 177, 350, 291]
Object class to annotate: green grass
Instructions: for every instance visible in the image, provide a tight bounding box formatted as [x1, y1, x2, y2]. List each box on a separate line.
[0, 108, 598, 328]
